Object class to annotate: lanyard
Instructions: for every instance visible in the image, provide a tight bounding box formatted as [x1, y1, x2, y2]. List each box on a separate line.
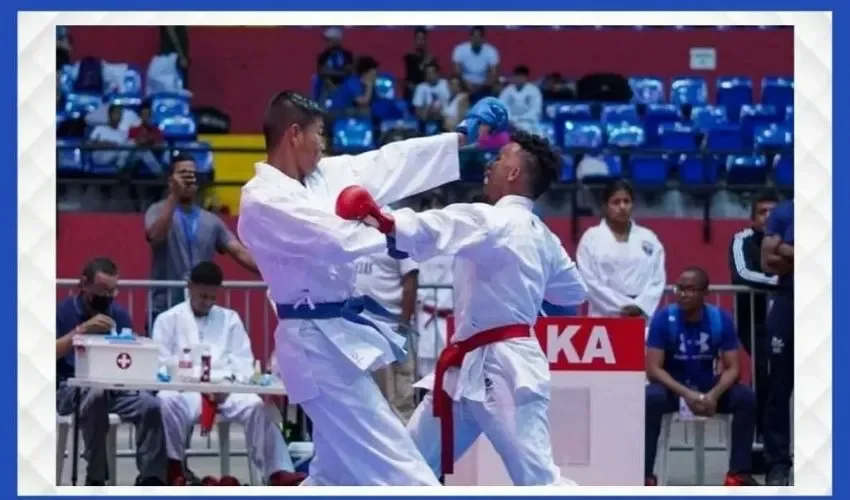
[179, 208, 199, 269]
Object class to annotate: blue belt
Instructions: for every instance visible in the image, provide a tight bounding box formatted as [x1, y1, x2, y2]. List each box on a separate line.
[276, 296, 410, 362]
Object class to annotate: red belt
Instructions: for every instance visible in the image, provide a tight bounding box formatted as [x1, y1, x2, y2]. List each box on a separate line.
[432, 323, 531, 475]
[422, 304, 452, 327]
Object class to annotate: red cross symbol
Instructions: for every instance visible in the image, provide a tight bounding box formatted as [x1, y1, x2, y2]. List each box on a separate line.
[116, 352, 132, 370]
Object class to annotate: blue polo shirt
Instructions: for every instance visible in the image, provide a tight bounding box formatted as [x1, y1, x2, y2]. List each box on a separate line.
[329, 75, 365, 110]
[56, 296, 132, 385]
[646, 304, 739, 392]
[764, 199, 794, 291]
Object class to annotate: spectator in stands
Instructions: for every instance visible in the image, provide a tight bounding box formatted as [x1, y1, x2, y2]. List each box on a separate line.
[316, 27, 354, 98]
[160, 26, 190, 88]
[412, 61, 451, 122]
[728, 189, 779, 445]
[498, 65, 543, 134]
[576, 180, 666, 318]
[354, 248, 420, 422]
[87, 104, 133, 171]
[539, 72, 574, 102]
[57, 25, 72, 68]
[760, 199, 794, 486]
[441, 74, 470, 131]
[153, 261, 305, 486]
[56, 257, 167, 486]
[127, 99, 167, 176]
[403, 27, 436, 101]
[331, 55, 379, 115]
[451, 26, 500, 102]
[144, 154, 258, 325]
[644, 266, 759, 486]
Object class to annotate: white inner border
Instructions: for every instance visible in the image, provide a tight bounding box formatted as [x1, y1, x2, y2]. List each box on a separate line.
[17, 12, 832, 496]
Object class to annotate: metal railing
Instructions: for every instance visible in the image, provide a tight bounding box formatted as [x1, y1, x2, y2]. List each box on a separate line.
[56, 280, 771, 458]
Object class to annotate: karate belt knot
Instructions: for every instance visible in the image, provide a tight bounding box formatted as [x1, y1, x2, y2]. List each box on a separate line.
[276, 296, 411, 362]
[432, 323, 531, 475]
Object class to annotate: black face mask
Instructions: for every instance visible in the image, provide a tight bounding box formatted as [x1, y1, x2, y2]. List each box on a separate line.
[87, 294, 114, 314]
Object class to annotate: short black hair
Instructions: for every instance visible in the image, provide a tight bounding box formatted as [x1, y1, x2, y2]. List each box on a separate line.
[471, 26, 485, 37]
[107, 103, 121, 115]
[414, 26, 428, 37]
[82, 257, 118, 281]
[168, 152, 196, 176]
[140, 97, 153, 111]
[262, 91, 326, 153]
[511, 130, 560, 199]
[355, 55, 379, 76]
[190, 261, 223, 287]
[681, 266, 710, 290]
[513, 65, 530, 77]
[751, 189, 779, 217]
[425, 61, 440, 73]
[601, 179, 635, 205]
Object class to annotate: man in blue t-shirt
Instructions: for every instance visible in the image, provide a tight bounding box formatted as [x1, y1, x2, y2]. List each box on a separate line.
[644, 266, 758, 486]
[760, 198, 794, 486]
[56, 257, 167, 485]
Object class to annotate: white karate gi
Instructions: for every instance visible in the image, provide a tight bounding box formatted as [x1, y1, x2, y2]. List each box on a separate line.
[236, 133, 461, 486]
[576, 220, 666, 318]
[390, 195, 588, 485]
[415, 255, 455, 378]
[152, 302, 295, 477]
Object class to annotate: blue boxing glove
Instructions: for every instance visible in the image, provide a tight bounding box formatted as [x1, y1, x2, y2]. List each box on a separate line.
[455, 96, 510, 144]
[386, 235, 409, 260]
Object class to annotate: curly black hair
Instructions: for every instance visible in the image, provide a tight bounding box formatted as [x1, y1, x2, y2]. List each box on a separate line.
[510, 130, 561, 199]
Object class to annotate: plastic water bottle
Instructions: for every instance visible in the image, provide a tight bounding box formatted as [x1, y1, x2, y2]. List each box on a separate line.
[178, 348, 193, 382]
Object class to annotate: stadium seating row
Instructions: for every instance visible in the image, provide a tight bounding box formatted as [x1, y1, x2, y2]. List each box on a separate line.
[627, 76, 792, 111]
[56, 139, 213, 178]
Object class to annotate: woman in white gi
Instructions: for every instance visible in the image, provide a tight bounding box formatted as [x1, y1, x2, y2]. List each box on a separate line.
[336, 131, 588, 486]
[576, 180, 666, 318]
[152, 262, 303, 486]
[236, 91, 510, 486]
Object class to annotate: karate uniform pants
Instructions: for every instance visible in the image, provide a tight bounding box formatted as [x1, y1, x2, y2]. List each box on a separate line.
[407, 379, 570, 485]
[158, 391, 294, 478]
[763, 293, 795, 471]
[279, 322, 440, 486]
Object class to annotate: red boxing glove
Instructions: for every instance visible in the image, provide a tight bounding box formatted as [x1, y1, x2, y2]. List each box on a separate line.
[335, 185, 395, 234]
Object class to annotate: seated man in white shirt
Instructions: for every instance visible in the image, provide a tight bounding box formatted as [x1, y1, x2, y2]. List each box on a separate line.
[412, 62, 451, 122]
[498, 65, 543, 135]
[451, 26, 500, 96]
[152, 261, 305, 486]
[87, 104, 133, 169]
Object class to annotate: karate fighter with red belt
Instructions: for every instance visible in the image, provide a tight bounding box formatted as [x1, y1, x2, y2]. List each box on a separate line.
[336, 129, 588, 485]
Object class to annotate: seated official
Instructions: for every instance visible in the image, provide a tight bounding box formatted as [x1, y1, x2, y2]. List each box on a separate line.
[644, 267, 759, 487]
[55, 257, 167, 486]
[152, 261, 305, 486]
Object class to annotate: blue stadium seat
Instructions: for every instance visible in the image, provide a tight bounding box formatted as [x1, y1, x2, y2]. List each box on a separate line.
[716, 77, 754, 123]
[538, 120, 557, 146]
[121, 68, 143, 96]
[601, 104, 640, 129]
[593, 154, 623, 181]
[57, 139, 84, 173]
[761, 77, 794, 110]
[677, 154, 719, 185]
[333, 118, 375, 154]
[785, 105, 794, 124]
[562, 121, 604, 149]
[371, 98, 410, 121]
[607, 123, 645, 147]
[173, 141, 214, 177]
[554, 104, 593, 123]
[374, 73, 396, 100]
[670, 77, 708, 107]
[705, 124, 744, 152]
[726, 154, 767, 185]
[64, 93, 103, 119]
[629, 155, 669, 186]
[629, 77, 665, 104]
[658, 123, 698, 151]
[543, 101, 574, 120]
[158, 115, 198, 141]
[152, 93, 191, 123]
[423, 120, 442, 136]
[739, 104, 781, 146]
[754, 123, 793, 151]
[773, 153, 793, 188]
[690, 105, 728, 130]
[643, 104, 682, 145]
[379, 118, 418, 134]
[59, 65, 75, 96]
[560, 154, 575, 183]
